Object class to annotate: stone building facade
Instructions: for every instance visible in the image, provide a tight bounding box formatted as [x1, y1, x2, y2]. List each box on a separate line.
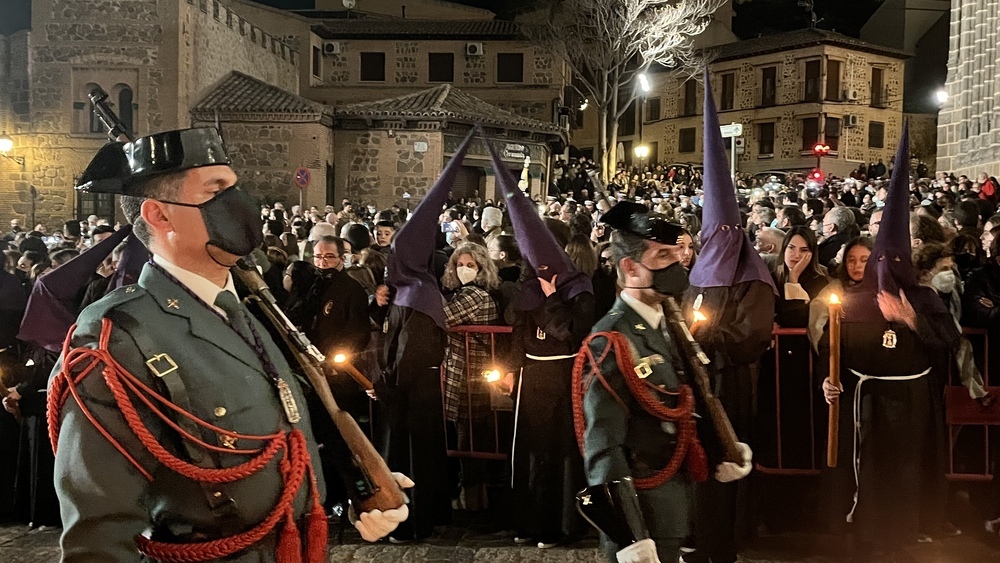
[936, 0, 1000, 178]
[0, 0, 300, 227]
[572, 29, 909, 178]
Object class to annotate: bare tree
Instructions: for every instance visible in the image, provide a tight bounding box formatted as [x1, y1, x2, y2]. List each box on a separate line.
[528, 0, 724, 180]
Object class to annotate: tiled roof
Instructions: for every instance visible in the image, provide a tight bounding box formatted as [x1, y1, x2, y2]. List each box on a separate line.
[333, 84, 563, 134]
[311, 19, 524, 40]
[191, 72, 328, 120]
[715, 28, 911, 61]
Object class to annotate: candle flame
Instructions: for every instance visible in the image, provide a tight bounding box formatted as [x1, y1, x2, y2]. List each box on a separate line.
[693, 311, 708, 323]
[332, 353, 347, 364]
[829, 293, 840, 305]
[484, 369, 502, 383]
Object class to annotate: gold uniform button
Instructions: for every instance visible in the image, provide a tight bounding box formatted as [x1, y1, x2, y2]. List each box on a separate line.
[214, 407, 227, 417]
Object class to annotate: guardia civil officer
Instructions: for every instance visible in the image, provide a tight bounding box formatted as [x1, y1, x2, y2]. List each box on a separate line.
[48, 128, 409, 562]
[575, 202, 752, 563]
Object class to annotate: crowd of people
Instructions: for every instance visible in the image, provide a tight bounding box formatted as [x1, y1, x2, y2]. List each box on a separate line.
[3, 142, 1000, 560]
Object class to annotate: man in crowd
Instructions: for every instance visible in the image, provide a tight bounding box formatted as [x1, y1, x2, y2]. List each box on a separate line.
[818, 207, 856, 269]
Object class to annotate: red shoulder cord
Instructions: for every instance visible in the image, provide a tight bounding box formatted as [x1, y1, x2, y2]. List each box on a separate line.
[48, 318, 328, 563]
[572, 331, 708, 488]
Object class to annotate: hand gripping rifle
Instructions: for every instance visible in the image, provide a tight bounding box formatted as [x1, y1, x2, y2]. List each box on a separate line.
[87, 92, 406, 513]
[662, 296, 744, 464]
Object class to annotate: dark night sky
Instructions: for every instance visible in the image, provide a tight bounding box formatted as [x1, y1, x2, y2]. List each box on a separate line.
[0, 0, 883, 39]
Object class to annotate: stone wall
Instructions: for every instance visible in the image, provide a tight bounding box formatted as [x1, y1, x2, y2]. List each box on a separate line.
[333, 129, 444, 210]
[937, 0, 1000, 177]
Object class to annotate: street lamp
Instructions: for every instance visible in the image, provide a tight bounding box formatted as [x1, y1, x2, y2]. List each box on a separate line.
[634, 144, 650, 171]
[0, 132, 25, 166]
[935, 89, 948, 106]
[637, 73, 651, 167]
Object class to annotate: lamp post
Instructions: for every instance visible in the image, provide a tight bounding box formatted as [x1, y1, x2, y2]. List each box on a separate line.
[0, 132, 25, 167]
[637, 73, 651, 169]
[634, 144, 650, 174]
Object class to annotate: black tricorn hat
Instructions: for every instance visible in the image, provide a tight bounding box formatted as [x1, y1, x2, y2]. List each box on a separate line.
[75, 127, 231, 194]
[600, 201, 684, 245]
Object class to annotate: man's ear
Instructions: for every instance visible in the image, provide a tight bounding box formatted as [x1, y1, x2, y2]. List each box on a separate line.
[140, 199, 172, 237]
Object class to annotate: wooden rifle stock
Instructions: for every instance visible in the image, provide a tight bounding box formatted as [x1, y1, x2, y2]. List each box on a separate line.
[662, 297, 744, 465]
[233, 261, 405, 513]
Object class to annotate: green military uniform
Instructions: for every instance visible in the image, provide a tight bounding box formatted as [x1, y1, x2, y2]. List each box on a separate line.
[581, 295, 700, 563]
[49, 263, 325, 562]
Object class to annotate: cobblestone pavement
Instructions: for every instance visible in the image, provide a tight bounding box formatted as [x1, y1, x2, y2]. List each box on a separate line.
[4, 520, 1000, 562]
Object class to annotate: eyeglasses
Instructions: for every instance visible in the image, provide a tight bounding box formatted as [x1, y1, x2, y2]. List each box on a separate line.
[314, 254, 341, 262]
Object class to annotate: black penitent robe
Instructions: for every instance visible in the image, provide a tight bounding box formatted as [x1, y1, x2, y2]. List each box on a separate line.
[509, 291, 595, 540]
[682, 280, 775, 563]
[373, 305, 451, 540]
[820, 308, 958, 551]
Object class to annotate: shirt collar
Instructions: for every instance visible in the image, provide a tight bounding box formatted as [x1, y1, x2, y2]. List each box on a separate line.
[153, 254, 237, 317]
[620, 291, 664, 329]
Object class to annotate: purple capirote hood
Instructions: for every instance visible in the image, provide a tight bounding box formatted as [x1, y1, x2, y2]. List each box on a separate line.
[688, 69, 776, 294]
[387, 128, 476, 328]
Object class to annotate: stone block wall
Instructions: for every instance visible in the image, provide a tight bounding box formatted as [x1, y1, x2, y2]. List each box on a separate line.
[333, 129, 444, 210]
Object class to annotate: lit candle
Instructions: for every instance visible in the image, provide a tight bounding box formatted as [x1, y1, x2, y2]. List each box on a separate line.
[827, 293, 842, 468]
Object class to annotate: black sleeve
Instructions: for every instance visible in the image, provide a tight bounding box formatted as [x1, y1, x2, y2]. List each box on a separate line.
[536, 292, 596, 345]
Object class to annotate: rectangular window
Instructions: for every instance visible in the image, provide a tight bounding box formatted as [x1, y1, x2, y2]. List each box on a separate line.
[721, 73, 735, 111]
[825, 116, 841, 151]
[312, 46, 321, 78]
[678, 128, 696, 153]
[645, 97, 661, 122]
[428, 53, 454, 82]
[802, 116, 819, 150]
[871, 67, 885, 107]
[826, 59, 842, 101]
[619, 100, 636, 137]
[496, 53, 524, 83]
[683, 80, 697, 116]
[758, 122, 775, 156]
[869, 121, 885, 148]
[360, 52, 386, 82]
[761, 66, 777, 107]
[804, 60, 821, 102]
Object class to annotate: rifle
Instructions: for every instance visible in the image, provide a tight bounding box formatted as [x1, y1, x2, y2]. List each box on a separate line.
[662, 296, 744, 464]
[86, 95, 406, 513]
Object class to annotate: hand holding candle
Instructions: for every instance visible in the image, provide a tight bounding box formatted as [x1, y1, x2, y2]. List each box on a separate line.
[826, 293, 842, 468]
[332, 352, 374, 392]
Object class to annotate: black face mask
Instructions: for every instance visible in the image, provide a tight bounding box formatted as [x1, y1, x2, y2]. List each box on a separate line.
[954, 253, 979, 272]
[161, 186, 263, 257]
[630, 261, 690, 296]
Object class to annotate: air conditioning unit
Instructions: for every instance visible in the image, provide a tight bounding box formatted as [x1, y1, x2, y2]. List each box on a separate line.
[466, 42, 484, 56]
[845, 114, 859, 128]
[845, 88, 860, 101]
[322, 41, 341, 56]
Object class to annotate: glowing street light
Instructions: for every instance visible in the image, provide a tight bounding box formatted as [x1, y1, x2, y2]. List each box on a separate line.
[638, 73, 651, 93]
[0, 133, 13, 154]
[634, 145, 650, 159]
[579, 99, 588, 111]
[935, 89, 949, 105]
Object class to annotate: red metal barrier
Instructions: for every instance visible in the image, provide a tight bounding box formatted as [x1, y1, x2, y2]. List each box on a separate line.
[441, 325, 514, 461]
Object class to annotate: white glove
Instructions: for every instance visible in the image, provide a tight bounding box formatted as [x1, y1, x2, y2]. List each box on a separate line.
[352, 472, 415, 541]
[616, 538, 660, 563]
[714, 442, 753, 483]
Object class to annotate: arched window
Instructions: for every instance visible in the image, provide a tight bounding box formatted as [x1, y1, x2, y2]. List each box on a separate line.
[116, 84, 134, 136]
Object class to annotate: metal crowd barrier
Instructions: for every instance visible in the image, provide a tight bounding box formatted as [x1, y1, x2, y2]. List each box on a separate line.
[441, 325, 514, 461]
[756, 326, 1000, 482]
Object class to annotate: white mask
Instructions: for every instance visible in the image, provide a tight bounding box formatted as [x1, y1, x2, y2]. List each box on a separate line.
[343, 254, 353, 268]
[456, 265, 478, 285]
[931, 269, 957, 294]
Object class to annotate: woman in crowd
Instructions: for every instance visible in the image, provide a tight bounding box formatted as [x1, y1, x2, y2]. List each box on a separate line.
[441, 242, 500, 511]
[774, 226, 829, 328]
[678, 227, 698, 271]
[564, 234, 598, 278]
[808, 236, 872, 351]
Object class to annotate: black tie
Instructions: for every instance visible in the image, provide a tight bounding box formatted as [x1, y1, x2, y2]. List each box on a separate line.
[213, 290, 254, 343]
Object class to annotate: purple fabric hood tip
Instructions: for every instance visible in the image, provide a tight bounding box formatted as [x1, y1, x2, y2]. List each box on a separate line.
[689, 68, 777, 294]
[18, 225, 132, 352]
[387, 128, 477, 329]
[843, 120, 947, 322]
[106, 230, 150, 294]
[487, 140, 592, 311]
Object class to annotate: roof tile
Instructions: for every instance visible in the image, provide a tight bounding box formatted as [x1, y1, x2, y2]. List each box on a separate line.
[192, 72, 326, 118]
[312, 19, 523, 40]
[715, 28, 910, 61]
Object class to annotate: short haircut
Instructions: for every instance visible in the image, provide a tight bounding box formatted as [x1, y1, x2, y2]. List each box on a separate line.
[910, 214, 946, 245]
[120, 171, 187, 246]
[375, 221, 396, 230]
[313, 235, 346, 255]
[610, 230, 650, 286]
[780, 205, 806, 227]
[826, 206, 856, 232]
[953, 200, 981, 229]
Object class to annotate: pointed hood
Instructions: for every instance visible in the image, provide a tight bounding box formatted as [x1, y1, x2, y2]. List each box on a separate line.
[18, 225, 132, 351]
[487, 140, 592, 310]
[387, 129, 476, 328]
[844, 121, 946, 321]
[689, 69, 776, 294]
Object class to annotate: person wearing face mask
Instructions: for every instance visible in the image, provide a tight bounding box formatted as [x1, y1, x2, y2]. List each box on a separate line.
[575, 202, 752, 563]
[440, 242, 500, 512]
[40, 128, 411, 561]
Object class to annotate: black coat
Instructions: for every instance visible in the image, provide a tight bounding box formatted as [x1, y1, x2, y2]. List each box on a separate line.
[305, 268, 371, 356]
